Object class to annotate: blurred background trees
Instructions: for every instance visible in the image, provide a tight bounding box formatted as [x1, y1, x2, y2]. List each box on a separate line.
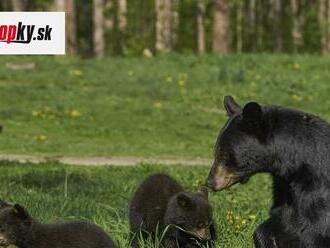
[0, 0, 329, 56]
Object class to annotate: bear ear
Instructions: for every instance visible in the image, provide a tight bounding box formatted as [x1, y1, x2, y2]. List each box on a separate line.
[177, 193, 196, 210]
[13, 204, 30, 220]
[242, 102, 262, 127]
[224, 96, 242, 117]
[199, 186, 208, 200]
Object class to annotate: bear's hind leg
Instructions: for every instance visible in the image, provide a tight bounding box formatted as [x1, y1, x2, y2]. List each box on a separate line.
[254, 216, 301, 248]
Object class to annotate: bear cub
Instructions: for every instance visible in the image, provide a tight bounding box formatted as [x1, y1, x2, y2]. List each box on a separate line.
[0, 202, 117, 248]
[129, 174, 216, 248]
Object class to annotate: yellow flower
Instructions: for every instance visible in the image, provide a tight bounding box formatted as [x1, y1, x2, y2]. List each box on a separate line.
[35, 135, 47, 142]
[153, 101, 162, 109]
[248, 214, 256, 220]
[70, 110, 82, 118]
[292, 63, 300, 70]
[177, 79, 185, 87]
[69, 69, 83, 76]
[292, 94, 302, 102]
[32, 111, 39, 117]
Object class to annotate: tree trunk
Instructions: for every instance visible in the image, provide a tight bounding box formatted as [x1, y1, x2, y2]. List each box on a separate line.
[270, 0, 282, 52]
[93, 0, 105, 57]
[256, 0, 264, 51]
[291, 0, 304, 52]
[236, 1, 243, 53]
[212, 0, 229, 54]
[171, 0, 179, 48]
[248, 0, 256, 52]
[327, 0, 330, 52]
[11, 0, 25, 10]
[319, 0, 327, 54]
[55, 0, 65, 12]
[155, 0, 173, 52]
[83, 0, 94, 57]
[118, 0, 127, 33]
[55, 0, 77, 55]
[196, 0, 206, 54]
[66, 0, 77, 55]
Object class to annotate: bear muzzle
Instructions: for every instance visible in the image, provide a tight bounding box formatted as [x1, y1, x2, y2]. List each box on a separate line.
[191, 227, 211, 240]
[0, 234, 10, 247]
[207, 164, 240, 191]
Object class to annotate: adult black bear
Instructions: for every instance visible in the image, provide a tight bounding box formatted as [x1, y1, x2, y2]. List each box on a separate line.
[208, 95, 330, 248]
[0, 202, 117, 248]
[129, 174, 216, 248]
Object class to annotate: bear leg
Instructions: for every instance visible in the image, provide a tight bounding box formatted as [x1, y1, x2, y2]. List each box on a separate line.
[272, 176, 292, 211]
[253, 218, 279, 248]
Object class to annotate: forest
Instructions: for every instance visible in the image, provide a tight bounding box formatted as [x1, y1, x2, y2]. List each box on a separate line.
[1, 0, 329, 56]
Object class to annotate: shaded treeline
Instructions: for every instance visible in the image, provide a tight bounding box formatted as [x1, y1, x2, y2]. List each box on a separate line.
[1, 0, 329, 56]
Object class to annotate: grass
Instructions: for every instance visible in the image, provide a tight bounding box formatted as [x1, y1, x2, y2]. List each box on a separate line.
[0, 161, 271, 248]
[1, 54, 330, 157]
[0, 54, 328, 246]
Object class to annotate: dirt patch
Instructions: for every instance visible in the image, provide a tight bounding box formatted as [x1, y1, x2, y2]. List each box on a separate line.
[0, 154, 212, 167]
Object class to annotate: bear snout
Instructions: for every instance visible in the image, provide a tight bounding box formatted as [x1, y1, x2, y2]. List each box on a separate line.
[207, 163, 239, 191]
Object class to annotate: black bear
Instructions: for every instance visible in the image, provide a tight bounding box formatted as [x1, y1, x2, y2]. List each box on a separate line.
[207, 95, 330, 248]
[0, 202, 117, 248]
[129, 174, 216, 248]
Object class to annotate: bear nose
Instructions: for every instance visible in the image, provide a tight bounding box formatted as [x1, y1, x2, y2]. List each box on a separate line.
[207, 178, 214, 188]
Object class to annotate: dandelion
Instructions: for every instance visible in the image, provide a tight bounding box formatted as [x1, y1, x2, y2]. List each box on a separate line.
[192, 178, 203, 189]
[292, 94, 302, 102]
[35, 135, 47, 142]
[69, 69, 83, 76]
[69, 110, 82, 118]
[153, 101, 162, 109]
[292, 63, 300, 70]
[177, 79, 185, 87]
[248, 214, 257, 220]
[32, 111, 39, 117]
[226, 210, 234, 225]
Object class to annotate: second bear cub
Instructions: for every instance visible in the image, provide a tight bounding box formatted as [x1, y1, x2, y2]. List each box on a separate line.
[0, 202, 117, 248]
[129, 174, 216, 247]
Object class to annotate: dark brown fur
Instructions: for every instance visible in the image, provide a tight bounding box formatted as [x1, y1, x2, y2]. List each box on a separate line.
[129, 174, 216, 248]
[0, 203, 117, 248]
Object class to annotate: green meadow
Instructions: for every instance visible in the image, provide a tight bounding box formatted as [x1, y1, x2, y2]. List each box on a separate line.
[0, 54, 329, 247]
[0, 161, 271, 248]
[0, 54, 329, 157]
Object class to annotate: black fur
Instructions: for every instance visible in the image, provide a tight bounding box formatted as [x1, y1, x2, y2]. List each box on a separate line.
[129, 174, 216, 248]
[0, 203, 117, 248]
[208, 96, 330, 248]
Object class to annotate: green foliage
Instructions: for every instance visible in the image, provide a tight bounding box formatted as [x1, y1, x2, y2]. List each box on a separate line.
[0, 0, 323, 55]
[0, 161, 272, 248]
